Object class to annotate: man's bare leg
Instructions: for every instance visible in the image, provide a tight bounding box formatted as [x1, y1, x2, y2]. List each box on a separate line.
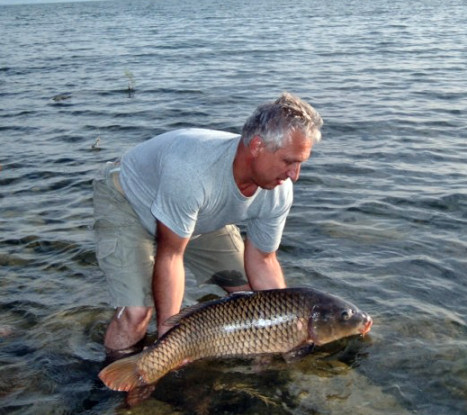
[104, 306, 153, 354]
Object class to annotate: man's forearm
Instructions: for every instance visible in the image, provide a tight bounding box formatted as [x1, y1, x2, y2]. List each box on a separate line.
[153, 220, 190, 337]
[152, 253, 185, 336]
[244, 239, 286, 290]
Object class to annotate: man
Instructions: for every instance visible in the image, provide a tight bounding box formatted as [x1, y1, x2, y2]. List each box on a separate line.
[93, 92, 323, 359]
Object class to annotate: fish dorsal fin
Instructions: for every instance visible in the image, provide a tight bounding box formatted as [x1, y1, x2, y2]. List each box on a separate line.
[228, 290, 254, 296]
[164, 302, 208, 327]
[163, 291, 255, 327]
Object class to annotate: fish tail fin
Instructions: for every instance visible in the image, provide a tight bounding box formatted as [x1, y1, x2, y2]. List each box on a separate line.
[98, 354, 147, 392]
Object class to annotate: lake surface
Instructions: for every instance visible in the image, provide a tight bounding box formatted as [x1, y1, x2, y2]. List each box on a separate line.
[1, 0, 466, 414]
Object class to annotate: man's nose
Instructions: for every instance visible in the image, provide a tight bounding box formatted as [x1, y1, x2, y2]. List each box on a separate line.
[287, 163, 301, 182]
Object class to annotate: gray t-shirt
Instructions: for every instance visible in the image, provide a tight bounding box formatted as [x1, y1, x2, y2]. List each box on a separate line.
[119, 128, 293, 253]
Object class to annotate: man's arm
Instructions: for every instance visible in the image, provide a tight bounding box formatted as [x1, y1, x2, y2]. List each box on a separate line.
[244, 238, 286, 290]
[152, 220, 190, 337]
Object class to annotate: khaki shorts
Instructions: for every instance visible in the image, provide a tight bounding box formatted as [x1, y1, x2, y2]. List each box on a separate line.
[93, 162, 248, 307]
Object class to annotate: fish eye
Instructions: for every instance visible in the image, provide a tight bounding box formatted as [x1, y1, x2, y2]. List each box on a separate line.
[341, 309, 354, 321]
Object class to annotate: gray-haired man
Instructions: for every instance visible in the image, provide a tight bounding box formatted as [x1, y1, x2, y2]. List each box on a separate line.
[93, 92, 323, 358]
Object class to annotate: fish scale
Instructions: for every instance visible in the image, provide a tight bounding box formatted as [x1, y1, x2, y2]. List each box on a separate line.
[99, 288, 372, 393]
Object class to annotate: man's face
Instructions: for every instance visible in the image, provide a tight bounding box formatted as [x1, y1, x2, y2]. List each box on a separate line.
[251, 130, 313, 190]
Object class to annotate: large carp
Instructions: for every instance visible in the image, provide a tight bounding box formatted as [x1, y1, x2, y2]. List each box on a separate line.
[99, 288, 372, 395]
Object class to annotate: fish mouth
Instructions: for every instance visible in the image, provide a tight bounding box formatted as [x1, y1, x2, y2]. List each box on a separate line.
[307, 323, 323, 346]
[359, 316, 373, 336]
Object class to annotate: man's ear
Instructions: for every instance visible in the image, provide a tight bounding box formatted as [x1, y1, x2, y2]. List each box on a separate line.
[249, 135, 263, 157]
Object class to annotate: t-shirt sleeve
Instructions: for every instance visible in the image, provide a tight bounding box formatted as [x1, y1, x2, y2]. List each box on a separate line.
[246, 182, 293, 253]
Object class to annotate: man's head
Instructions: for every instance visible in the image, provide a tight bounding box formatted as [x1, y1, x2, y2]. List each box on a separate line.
[241, 93, 323, 190]
[241, 92, 323, 151]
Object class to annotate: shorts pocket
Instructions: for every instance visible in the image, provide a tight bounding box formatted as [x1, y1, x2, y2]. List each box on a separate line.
[96, 236, 117, 260]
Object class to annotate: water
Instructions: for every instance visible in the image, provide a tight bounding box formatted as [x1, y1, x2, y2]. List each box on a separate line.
[1, 0, 466, 413]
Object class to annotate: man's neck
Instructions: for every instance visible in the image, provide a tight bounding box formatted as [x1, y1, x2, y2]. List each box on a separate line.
[233, 140, 258, 197]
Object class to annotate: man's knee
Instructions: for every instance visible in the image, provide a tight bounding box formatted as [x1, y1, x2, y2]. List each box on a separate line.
[104, 306, 153, 353]
[113, 306, 153, 332]
[122, 306, 152, 324]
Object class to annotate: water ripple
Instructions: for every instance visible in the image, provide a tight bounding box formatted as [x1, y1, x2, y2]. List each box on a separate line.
[1, 0, 466, 413]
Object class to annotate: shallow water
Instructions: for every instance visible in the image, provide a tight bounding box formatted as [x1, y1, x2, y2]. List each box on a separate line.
[1, 0, 466, 414]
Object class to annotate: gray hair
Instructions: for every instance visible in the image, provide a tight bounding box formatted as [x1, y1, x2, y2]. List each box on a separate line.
[241, 92, 323, 150]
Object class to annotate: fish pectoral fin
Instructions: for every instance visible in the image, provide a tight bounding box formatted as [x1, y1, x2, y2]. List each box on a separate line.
[252, 354, 274, 373]
[125, 384, 157, 407]
[282, 343, 315, 364]
[99, 354, 147, 392]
